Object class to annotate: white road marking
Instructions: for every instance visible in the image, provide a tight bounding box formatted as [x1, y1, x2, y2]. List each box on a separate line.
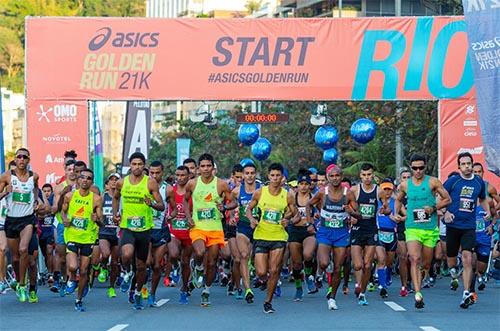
[107, 324, 128, 331]
[420, 326, 441, 331]
[156, 298, 170, 307]
[384, 301, 406, 311]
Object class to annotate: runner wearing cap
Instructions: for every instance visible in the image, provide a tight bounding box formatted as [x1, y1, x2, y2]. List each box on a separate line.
[307, 164, 360, 310]
[289, 171, 318, 301]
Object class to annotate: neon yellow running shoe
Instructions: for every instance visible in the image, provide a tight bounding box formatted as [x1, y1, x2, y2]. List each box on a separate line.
[107, 287, 116, 298]
[141, 286, 149, 300]
[28, 290, 39, 303]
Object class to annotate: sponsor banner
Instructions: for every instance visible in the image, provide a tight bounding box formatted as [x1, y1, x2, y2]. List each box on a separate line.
[121, 101, 151, 174]
[26, 16, 473, 101]
[176, 138, 191, 167]
[462, 0, 500, 176]
[439, 97, 499, 188]
[26, 100, 89, 185]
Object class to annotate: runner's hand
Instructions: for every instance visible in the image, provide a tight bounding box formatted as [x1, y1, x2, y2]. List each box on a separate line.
[144, 195, 152, 207]
[424, 206, 435, 215]
[113, 214, 121, 224]
[187, 218, 194, 228]
[307, 224, 316, 234]
[281, 219, 289, 227]
[349, 216, 358, 225]
[486, 224, 494, 235]
[444, 210, 455, 223]
[250, 218, 258, 229]
[344, 204, 355, 215]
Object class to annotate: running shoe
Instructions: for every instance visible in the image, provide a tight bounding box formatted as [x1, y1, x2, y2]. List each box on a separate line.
[171, 268, 180, 284]
[116, 274, 123, 287]
[399, 287, 408, 297]
[141, 286, 149, 300]
[50, 279, 60, 293]
[315, 275, 323, 289]
[245, 289, 254, 304]
[415, 291, 425, 309]
[47, 275, 54, 287]
[380, 287, 388, 299]
[16, 285, 27, 302]
[294, 287, 303, 302]
[358, 293, 368, 306]
[281, 268, 290, 280]
[201, 289, 210, 307]
[179, 291, 189, 305]
[192, 268, 204, 289]
[163, 276, 171, 287]
[66, 280, 78, 294]
[75, 300, 85, 312]
[449, 267, 459, 279]
[263, 301, 275, 314]
[327, 298, 338, 310]
[423, 277, 431, 289]
[441, 267, 450, 277]
[59, 282, 67, 297]
[28, 290, 38, 303]
[478, 276, 486, 291]
[128, 291, 135, 304]
[133, 293, 145, 310]
[354, 284, 361, 298]
[121, 271, 133, 293]
[220, 274, 229, 287]
[367, 282, 376, 292]
[235, 288, 244, 300]
[98, 267, 108, 283]
[227, 282, 235, 296]
[342, 285, 349, 295]
[148, 294, 157, 307]
[471, 292, 478, 304]
[459, 291, 473, 309]
[0, 281, 8, 294]
[306, 275, 318, 294]
[107, 287, 116, 298]
[450, 278, 459, 291]
[274, 280, 282, 297]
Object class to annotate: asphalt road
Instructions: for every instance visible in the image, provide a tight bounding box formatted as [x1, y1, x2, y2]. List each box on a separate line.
[1, 274, 499, 331]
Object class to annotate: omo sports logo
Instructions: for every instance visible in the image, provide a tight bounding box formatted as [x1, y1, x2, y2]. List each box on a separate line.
[37, 104, 78, 123]
[88, 27, 160, 51]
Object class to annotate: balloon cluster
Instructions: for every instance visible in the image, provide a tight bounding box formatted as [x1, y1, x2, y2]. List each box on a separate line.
[314, 118, 377, 164]
[238, 124, 272, 161]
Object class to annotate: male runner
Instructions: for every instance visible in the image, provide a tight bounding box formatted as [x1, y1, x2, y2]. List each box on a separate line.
[350, 163, 380, 305]
[167, 165, 193, 304]
[37, 184, 56, 286]
[396, 153, 451, 309]
[472, 162, 498, 291]
[246, 163, 297, 313]
[288, 173, 317, 301]
[61, 168, 103, 311]
[97, 173, 121, 298]
[231, 162, 260, 304]
[317, 170, 327, 189]
[307, 164, 359, 310]
[396, 167, 411, 296]
[0, 148, 40, 302]
[112, 152, 165, 310]
[148, 161, 175, 307]
[183, 158, 198, 179]
[443, 152, 490, 308]
[184, 153, 236, 306]
[51, 159, 77, 293]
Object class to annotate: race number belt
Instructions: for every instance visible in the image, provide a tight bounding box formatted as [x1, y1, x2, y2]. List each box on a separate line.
[71, 217, 89, 230]
[413, 209, 430, 223]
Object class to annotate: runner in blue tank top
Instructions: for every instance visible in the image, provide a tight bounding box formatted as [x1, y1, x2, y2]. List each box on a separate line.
[472, 162, 498, 292]
[443, 152, 490, 309]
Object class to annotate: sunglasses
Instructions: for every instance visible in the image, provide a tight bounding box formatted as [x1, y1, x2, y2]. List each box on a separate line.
[80, 175, 93, 180]
[411, 166, 425, 171]
[16, 154, 29, 160]
[311, 179, 318, 182]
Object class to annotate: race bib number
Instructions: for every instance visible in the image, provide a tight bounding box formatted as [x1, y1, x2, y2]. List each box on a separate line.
[197, 208, 216, 221]
[298, 207, 307, 218]
[127, 216, 146, 230]
[12, 191, 31, 204]
[321, 210, 346, 228]
[378, 231, 395, 244]
[459, 198, 475, 213]
[476, 219, 485, 232]
[71, 217, 88, 230]
[43, 216, 53, 227]
[413, 209, 430, 223]
[262, 209, 282, 225]
[359, 204, 375, 219]
[172, 218, 189, 230]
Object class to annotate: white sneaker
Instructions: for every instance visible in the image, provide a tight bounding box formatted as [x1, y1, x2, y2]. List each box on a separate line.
[327, 298, 338, 310]
[450, 267, 459, 279]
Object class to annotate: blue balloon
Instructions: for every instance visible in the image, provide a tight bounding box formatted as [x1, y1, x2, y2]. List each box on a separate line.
[350, 118, 377, 144]
[240, 158, 255, 168]
[323, 148, 338, 164]
[238, 124, 260, 146]
[251, 137, 272, 161]
[314, 126, 339, 150]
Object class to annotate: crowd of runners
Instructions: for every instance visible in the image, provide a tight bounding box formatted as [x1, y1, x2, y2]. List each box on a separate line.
[0, 148, 499, 313]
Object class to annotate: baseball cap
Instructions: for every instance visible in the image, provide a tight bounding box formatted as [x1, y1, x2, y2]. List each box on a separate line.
[107, 172, 121, 180]
[326, 164, 342, 175]
[297, 175, 311, 184]
[308, 167, 318, 174]
[380, 178, 394, 190]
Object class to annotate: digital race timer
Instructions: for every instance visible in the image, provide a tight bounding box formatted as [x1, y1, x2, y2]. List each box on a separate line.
[236, 113, 289, 124]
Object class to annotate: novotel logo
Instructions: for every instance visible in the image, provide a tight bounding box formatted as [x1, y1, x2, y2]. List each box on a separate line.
[88, 27, 160, 51]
